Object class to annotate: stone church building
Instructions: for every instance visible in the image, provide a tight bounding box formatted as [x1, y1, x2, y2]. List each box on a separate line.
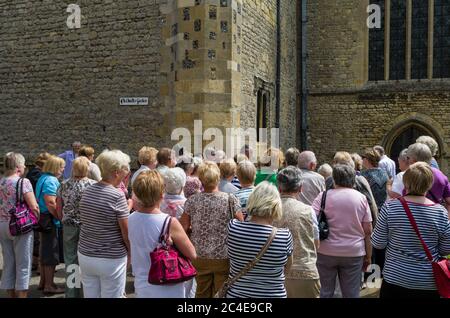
[1, 0, 449, 172]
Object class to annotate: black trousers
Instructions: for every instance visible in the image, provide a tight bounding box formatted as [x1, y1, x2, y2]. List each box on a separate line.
[380, 280, 440, 299]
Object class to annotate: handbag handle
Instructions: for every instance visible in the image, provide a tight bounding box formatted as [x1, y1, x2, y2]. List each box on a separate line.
[222, 227, 278, 292]
[159, 215, 172, 245]
[399, 197, 434, 263]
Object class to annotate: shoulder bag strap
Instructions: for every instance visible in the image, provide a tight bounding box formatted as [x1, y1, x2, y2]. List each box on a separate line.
[398, 197, 434, 262]
[18, 178, 25, 204]
[15, 178, 21, 205]
[224, 227, 278, 289]
[159, 215, 172, 244]
[318, 190, 328, 219]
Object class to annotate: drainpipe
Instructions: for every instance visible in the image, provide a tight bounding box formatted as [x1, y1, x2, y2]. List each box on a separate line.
[300, 0, 308, 150]
[275, 0, 281, 131]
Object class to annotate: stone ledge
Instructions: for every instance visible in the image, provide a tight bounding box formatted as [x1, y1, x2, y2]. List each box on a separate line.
[310, 79, 450, 96]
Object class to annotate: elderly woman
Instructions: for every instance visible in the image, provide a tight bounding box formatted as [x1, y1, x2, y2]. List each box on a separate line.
[129, 170, 196, 298]
[389, 149, 409, 199]
[35, 155, 66, 294]
[407, 143, 450, 216]
[77, 150, 131, 298]
[372, 162, 450, 298]
[274, 167, 320, 298]
[417, 136, 440, 170]
[180, 162, 243, 298]
[312, 165, 373, 298]
[234, 160, 257, 210]
[285, 148, 301, 167]
[361, 148, 389, 211]
[227, 182, 293, 298]
[79, 146, 102, 182]
[255, 148, 285, 186]
[56, 156, 96, 298]
[219, 159, 239, 194]
[318, 163, 333, 180]
[0, 153, 40, 298]
[131, 146, 158, 186]
[156, 148, 177, 177]
[351, 153, 363, 175]
[160, 167, 187, 219]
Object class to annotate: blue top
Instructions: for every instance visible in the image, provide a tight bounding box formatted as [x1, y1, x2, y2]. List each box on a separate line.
[58, 150, 76, 180]
[36, 173, 61, 227]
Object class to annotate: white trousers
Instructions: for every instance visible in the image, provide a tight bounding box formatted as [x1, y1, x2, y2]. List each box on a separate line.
[78, 252, 127, 298]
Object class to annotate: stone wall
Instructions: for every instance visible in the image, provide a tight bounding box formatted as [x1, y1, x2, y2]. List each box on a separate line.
[306, 0, 450, 174]
[0, 0, 165, 165]
[240, 0, 298, 151]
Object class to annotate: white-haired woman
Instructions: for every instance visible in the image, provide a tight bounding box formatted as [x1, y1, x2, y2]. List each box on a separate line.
[0, 153, 40, 298]
[184, 156, 203, 199]
[78, 150, 131, 298]
[226, 182, 293, 298]
[416, 136, 440, 170]
[161, 167, 187, 219]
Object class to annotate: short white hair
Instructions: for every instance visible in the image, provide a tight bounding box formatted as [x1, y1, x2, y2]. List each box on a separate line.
[416, 136, 439, 156]
[407, 143, 432, 164]
[298, 151, 317, 169]
[318, 163, 333, 179]
[4, 152, 26, 173]
[95, 149, 130, 179]
[247, 182, 282, 221]
[164, 167, 187, 195]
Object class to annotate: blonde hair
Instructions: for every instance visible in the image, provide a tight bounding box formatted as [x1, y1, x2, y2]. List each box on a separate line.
[259, 148, 285, 169]
[79, 146, 95, 158]
[416, 136, 439, 156]
[333, 151, 355, 169]
[403, 162, 434, 196]
[219, 159, 237, 179]
[34, 152, 51, 168]
[4, 152, 26, 173]
[138, 146, 158, 166]
[247, 181, 282, 221]
[95, 149, 130, 180]
[198, 161, 221, 191]
[42, 155, 65, 176]
[350, 153, 363, 171]
[237, 160, 256, 184]
[133, 170, 165, 208]
[72, 156, 91, 178]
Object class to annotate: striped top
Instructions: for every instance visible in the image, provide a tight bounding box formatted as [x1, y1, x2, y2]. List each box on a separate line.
[371, 199, 450, 290]
[78, 182, 130, 259]
[227, 220, 293, 298]
[234, 186, 254, 209]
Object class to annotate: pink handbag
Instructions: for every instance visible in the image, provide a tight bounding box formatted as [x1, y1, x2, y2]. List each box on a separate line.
[148, 216, 197, 285]
[9, 178, 38, 236]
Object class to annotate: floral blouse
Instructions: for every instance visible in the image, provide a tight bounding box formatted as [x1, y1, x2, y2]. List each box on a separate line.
[0, 176, 33, 221]
[57, 178, 96, 226]
[184, 192, 241, 259]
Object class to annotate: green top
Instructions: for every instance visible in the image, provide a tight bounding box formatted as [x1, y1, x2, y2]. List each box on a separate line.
[255, 170, 278, 186]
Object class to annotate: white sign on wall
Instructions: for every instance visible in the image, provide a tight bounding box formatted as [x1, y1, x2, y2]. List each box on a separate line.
[120, 97, 149, 106]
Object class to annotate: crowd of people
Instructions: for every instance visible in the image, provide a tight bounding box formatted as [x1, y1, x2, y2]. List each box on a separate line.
[0, 136, 449, 298]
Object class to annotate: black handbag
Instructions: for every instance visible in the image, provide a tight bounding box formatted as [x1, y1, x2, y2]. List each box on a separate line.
[318, 190, 329, 241]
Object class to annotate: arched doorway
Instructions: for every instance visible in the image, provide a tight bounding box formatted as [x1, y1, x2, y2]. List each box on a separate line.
[386, 123, 442, 174]
[390, 126, 428, 173]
